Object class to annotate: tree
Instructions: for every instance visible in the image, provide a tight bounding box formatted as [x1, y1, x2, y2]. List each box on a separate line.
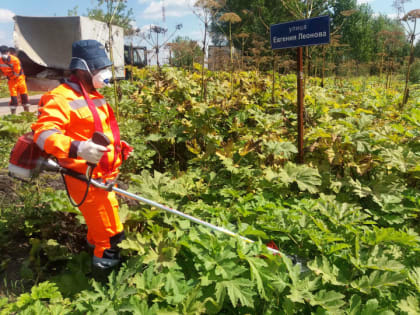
[192, 0, 223, 100]
[399, 7, 420, 105]
[69, 1, 136, 35]
[210, 0, 355, 72]
[218, 12, 241, 98]
[379, 29, 406, 88]
[86, 0, 135, 35]
[170, 37, 203, 68]
[208, 0, 413, 79]
[414, 40, 420, 58]
[235, 32, 249, 70]
[210, 0, 290, 62]
[67, 6, 79, 16]
[89, 0, 136, 118]
[219, 13, 241, 65]
[68, 0, 137, 118]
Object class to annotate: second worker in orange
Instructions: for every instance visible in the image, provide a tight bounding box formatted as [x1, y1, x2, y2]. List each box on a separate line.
[0, 45, 29, 114]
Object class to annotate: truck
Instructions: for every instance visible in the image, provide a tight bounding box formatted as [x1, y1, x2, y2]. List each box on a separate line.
[13, 15, 147, 91]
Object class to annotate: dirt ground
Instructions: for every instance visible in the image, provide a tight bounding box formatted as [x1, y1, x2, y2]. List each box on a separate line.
[0, 169, 65, 201]
[0, 168, 137, 299]
[0, 170, 87, 298]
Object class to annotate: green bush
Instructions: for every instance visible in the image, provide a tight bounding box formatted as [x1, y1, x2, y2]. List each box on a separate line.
[409, 59, 420, 83]
[1, 69, 420, 314]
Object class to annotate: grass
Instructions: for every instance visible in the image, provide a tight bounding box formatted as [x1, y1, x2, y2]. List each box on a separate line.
[0, 78, 43, 98]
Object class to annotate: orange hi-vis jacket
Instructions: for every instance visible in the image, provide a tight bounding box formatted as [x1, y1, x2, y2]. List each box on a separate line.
[0, 55, 24, 80]
[31, 80, 122, 179]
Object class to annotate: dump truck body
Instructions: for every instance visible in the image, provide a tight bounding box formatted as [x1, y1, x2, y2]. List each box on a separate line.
[13, 15, 125, 90]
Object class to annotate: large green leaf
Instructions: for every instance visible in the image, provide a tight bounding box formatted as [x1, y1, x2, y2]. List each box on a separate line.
[264, 162, 322, 193]
[308, 256, 348, 286]
[397, 296, 420, 315]
[263, 141, 297, 159]
[215, 278, 255, 308]
[408, 267, 420, 292]
[310, 289, 346, 311]
[351, 271, 406, 294]
[244, 256, 268, 300]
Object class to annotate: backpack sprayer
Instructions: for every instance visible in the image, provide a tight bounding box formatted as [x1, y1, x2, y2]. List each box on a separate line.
[8, 131, 307, 271]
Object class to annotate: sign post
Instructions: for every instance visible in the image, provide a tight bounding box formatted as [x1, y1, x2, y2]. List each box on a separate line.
[270, 16, 330, 163]
[297, 46, 304, 164]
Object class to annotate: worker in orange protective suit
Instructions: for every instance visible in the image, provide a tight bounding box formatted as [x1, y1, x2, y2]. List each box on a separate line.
[0, 45, 30, 114]
[31, 40, 133, 278]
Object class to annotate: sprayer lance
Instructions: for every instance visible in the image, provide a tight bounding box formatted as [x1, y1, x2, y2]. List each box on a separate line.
[17, 131, 307, 271]
[35, 156, 307, 270]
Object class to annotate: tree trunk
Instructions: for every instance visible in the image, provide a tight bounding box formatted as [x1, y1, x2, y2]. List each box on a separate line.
[108, 22, 119, 120]
[402, 22, 416, 107]
[386, 59, 393, 90]
[201, 22, 207, 101]
[379, 54, 384, 81]
[241, 39, 244, 71]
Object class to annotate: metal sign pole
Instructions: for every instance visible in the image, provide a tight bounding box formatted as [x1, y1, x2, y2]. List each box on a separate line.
[297, 46, 304, 164]
[270, 16, 330, 164]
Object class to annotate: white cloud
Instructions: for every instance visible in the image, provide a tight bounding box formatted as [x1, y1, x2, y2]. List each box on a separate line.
[0, 8, 14, 23]
[141, 0, 193, 20]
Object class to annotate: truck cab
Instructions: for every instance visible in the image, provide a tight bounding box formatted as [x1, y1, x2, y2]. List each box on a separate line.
[124, 45, 147, 79]
[124, 45, 147, 68]
[13, 15, 146, 91]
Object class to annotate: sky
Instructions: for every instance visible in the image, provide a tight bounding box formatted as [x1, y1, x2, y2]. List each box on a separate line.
[0, 0, 418, 64]
[0, 0, 206, 47]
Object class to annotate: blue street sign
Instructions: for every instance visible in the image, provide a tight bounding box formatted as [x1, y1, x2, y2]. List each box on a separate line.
[270, 15, 330, 50]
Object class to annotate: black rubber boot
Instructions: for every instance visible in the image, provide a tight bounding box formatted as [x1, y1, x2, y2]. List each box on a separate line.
[91, 256, 121, 284]
[90, 231, 125, 283]
[21, 94, 30, 112]
[10, 96, 18, 115]
[21, 93, 28, 104]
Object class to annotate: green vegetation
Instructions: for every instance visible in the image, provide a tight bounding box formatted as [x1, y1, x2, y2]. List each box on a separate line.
[170, 36, 204, 69]
[68, 0, 135, 35]
[410, 60, 420, 83]
[210, 0, 412, 72]
[0, 78, 43, 99]
[1, 66, 419, 314]
[0, 79, 9, 98]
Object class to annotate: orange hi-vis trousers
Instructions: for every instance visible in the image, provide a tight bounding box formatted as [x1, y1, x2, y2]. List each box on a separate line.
[32, 81, 125, 260]
[64, 175, 124, 258]
[8, 75, 27, 98]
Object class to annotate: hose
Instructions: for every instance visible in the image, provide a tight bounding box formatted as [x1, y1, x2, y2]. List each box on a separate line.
[61, 165, 94, 207]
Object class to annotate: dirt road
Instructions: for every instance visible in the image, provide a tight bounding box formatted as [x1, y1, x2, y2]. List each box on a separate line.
[0, 94, 42, 116]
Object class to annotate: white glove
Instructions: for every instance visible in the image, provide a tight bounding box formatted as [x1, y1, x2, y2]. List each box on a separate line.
[77, 139, 109, 164]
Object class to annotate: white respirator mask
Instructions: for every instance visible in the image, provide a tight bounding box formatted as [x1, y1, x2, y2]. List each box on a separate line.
[1, 54, 8, 59]
[92, 68, 112, 89]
